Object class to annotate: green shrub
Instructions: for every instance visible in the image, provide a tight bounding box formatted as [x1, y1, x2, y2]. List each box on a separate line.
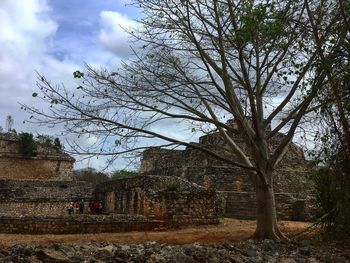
[36, 134, 53, 148]
[166, 179, 180, 191]
[314, 168, 337, 218]
[73, 168, 109, 186]
[313, 167, 350, 239]
[54, 137, 63, 152]
[18, 132, 37, 156]
[110, 169, 139, 180]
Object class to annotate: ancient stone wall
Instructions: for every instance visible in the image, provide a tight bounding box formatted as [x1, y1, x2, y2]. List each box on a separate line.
[141, 132, 310, 175]
[141, 162, 314, 194]
[0, 215, 165, 234]
[0, 201, 69, 217]
[95, 176, 219, 226]
[0, 156, 73, 180]
[0, 180, 93, 201]
[222, 192, 316, 221]
[0, 180, 93, 217]
[161, 191, 219, 226]
[0, 133, 74, 180]
[140, 129, 316, 221]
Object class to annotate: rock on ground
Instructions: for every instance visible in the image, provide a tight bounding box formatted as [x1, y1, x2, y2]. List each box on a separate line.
[0, 240, 348, 263]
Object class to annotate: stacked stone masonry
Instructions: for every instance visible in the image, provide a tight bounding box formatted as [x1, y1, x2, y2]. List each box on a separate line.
[94, 175, 219, 226]
[0, 132, 219, 233]
[0, 215, 165, 234]
[0, 132, 74, 180]
[0, 180, 94, 216]
[141, 123, 316, 221]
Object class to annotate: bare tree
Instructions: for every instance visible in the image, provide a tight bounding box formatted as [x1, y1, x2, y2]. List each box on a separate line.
[24, 0, 336, 239]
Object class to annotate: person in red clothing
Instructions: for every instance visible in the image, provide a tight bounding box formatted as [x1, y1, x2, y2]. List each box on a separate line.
[75, 202, 80, 214]
[93, 200, 99, 214]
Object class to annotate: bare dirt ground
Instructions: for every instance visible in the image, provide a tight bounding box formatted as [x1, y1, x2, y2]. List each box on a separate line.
[0, 218, 311, 247]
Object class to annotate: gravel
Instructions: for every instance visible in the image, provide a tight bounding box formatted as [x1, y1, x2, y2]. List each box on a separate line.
[0, 240, 348, 263]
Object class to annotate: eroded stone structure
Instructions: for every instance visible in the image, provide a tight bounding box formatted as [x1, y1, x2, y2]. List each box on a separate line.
[141, 121, 316, 221]
[94, 175, 219, 226]
[0, 180, 93, 217]
[0, 131, 219, 233]
[0, 133, 74, 180]
[0, 132, 94, 219]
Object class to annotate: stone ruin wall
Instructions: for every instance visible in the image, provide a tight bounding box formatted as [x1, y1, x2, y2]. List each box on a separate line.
[140, 132, 316, 221]
[140, 141, 314, 195]
[0, 215, 165, 234]
[0, 157, 73, 181]
[220, 192, 316, 221]
[0, 135, 74, 181]
[1, 201, 70, 217]
[0, 180, 93, 217]
[95, 176, 219, 226]
[0, 178, 168, 234]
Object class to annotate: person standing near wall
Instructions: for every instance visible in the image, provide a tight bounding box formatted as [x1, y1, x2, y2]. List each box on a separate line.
[67, 202, 73, 215]
[79, 200, 85, 214]
[93, 200, 99, 214]
[75, 202, 80, 214]
[99, 200, 104, 214]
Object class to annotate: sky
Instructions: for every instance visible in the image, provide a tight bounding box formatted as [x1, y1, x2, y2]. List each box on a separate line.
[0, 0, 141, 170]
[0, 0, 314, 170]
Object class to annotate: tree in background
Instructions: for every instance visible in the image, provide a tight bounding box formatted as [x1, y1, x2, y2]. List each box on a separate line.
[17, 133, 65, 156]
[5, 115, 14, 132]
[54, 137, 63, 152]
[73, 168, 109, 186]
[308, 0, 350, 239]
[36, 134, 64, 152]
[24, 0, 341, 239]
[110, 169, 139, 180]
[18, 132, 37, 156]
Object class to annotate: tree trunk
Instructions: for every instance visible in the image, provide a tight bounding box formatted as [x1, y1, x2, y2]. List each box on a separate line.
[253, 181, 285, 240]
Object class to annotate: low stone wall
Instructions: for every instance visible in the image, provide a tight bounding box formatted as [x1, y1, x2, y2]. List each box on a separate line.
[0, 201, 69, 217]
[0, 215, 165, 234]
[222, 191, 316, 221]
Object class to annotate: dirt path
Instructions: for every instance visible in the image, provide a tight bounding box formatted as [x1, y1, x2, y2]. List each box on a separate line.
[0, 218, 311, 247]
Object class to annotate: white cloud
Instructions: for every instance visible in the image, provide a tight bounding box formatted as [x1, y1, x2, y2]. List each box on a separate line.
[0, 0, 141, 170]
[99, 11, 137, 58]
[0, 0, 85, 163]
[0, 1, 56, 123]
[0, 0, 82, 124]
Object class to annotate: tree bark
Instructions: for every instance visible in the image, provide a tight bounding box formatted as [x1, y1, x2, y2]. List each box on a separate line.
[253, 179, 285, 240]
